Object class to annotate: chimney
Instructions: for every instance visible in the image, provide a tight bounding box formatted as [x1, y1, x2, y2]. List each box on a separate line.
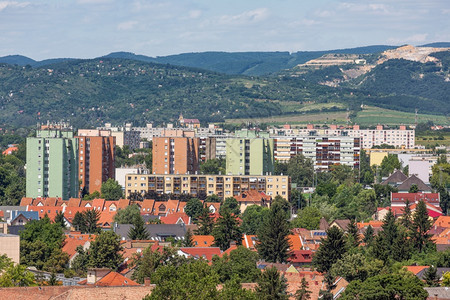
[144, 277, 151, 286]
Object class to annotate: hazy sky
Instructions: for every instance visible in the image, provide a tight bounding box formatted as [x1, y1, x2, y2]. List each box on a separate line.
[0, 0, 448, 60]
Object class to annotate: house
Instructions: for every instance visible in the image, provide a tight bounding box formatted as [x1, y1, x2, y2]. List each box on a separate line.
[160, 212, 190, 225]
[178, 247, 222, 261]
[235, 190, 272, 213]
[79, 268, 140, 286]
[113, 223, 188, 241]
[397, 175, 432, 192]
[192, 235, 214, 247]
[0, 233, 20, 264]
[9, 211, 39, 226]
[391, 192, 440, 208]
[62, 233, 96, 266]
[381, 170, 408, 186]
[329, 219, 351, 232]
[2, 145, 18, 155]
[288, 250, 313, 266]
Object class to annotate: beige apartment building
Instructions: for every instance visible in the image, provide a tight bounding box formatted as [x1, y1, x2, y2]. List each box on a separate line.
[125, 174, 290, 199]
[0, 233, 20, 264]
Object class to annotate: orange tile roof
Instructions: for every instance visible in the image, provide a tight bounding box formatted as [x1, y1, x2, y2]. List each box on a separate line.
[434, 216, 450, 228]
[288, 235, 302, 251]
[193, 235, 214, 247]
[166, 200, 180, 214]
[177, 202, 187, 213]
[154, 201, 168, 215]
[98, 211, 116, 228]
[235, 190, 271, 203]
[357, 221, 383, 229]
[2, 146, 18, 155]
[64, 207, 90, 222]
[160, 212, 190, 225]
[20, 197, 33, 206]
[92, 199, 106, 210]
[118, 199, 130, 209]
[62, 233, 96, 259]
[141, 199, 155, 214]
[242, 235, 258, 250]
[405, 266, 429, 275]
[94, 271, 140, 287]
[204, 202, 221, 213]
[27, 206, 63, 221]
[67, 198, 82, 207]
[179, 247, 221, 261]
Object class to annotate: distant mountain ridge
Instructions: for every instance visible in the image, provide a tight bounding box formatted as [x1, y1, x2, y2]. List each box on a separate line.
[4, 44, 448, 75]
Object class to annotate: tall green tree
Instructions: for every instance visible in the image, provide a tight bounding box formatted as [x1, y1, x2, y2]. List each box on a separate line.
[54, 211, 66, 228]
[101, 178, 123, 200]
[0, 264, 36, 287]
[212, 246, 261, 283]
[195, 207, 215, 235]
[220, 197, 241, 215]
[114, 204, 141, 224]
[313, 226, 347, 273]
[256, 201, 291, 263]
[401, 199, 413, 231]
[213, 209, 242, 251]
[87, 231, 123, 270]
[291, 206, 322, 230]
[82, 209, 101, 234]
[255, 267, 289, 300]
[294, 278, 312, 300]
[412, 199, 433, 253]
[423, 266, 439, 287]
[346, 219, 360, 249]
[241, 205, 270, 235]
[128, 215, 150, 240]
[287, 154, 314, 187]
[363, 225, 374, 246]
[185, 198, 204, 221]
[200, 158, 225, 175]
[183, 229, 194, 247]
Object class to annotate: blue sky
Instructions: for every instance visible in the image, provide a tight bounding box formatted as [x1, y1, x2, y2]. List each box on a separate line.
[0, 0, 448, 60]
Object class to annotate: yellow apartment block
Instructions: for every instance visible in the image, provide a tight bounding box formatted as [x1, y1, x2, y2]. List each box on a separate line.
[125, 174, 290, 199]
[370, 151, 389, 166]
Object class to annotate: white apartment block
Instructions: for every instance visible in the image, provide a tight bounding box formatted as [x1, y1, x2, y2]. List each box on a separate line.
[273, 135, 360, 171]
[270, 124, 415, 149]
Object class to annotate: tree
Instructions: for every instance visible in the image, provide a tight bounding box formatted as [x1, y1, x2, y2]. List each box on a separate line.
[401, 199, 413, 231]
[213, 209, 242, 251]
[183, 229, 194, 247]
[409, 184, 419, 193]
[346, 219, 360, 249]
[87, 231, 123, 270]
[114, 204, 141, 224]
[144, 260, 220, 300]
[71, 245, 89, 276]
[195, 207, 214, 235]
[423, 266, 439, 287]
[0, 264, 36, 287]
[294, 278, 311, 300]
[72, 211, 86, 232]
[255, 267, 289, 300]
[200, 158, 225, 175]
[82, 209, 101, 234]
[220, 197, 241, 215]
[128, 215, 150, 240]
[54, 211, 66, 228]
[185, 198, 204, 221]
[131, 246, 183, 284]
[241, 205, 270, 235]
[330, 253, 384, 282]
[101, 178, 123, 200]
[331, 165, 356, 185]
[212, 246, 261, 283]
[412, 200, 433, 253]
[380, 154, 401, 177]
[363, 225, 374, 246]
[287, 154, 314, 187]
[442, 271, 450, 286]
[256, 201, 291, 263]
[312, 226, 347, 273]
[340, 273, 427, 299]
[291, 206, 322, 230]
[205, 194, 221, 203]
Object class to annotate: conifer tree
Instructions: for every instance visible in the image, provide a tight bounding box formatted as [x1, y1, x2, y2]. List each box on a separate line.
[128, 215, 150, 240]
[182, 229, 194, 247]
[256, 201, 291, 263]
[54, 211, 66, 229]
[256, 267, 289, 300]
[412, 200, 433, 253]
[423, 265, 439, 287]
[363, 225, 374, 246]
[401, 199, 413, 231]
[295, 277, 312, 300]
[195, 207, 214, 235]
[313, 226, 347, 273]
[212, 209, 242, 251]
[346, 219, 359, 248]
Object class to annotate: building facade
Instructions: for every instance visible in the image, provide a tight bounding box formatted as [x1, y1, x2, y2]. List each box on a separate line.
[26, 126, 79, 200]
[271, 124, 414, 149]
[152, 137, 200, 175]
[273, 135, 360, 171]
[76, 130, 115, 195]
[226, 138, 274, 175]
[125, 174, 289, 199]
[97, 123, 140, 150]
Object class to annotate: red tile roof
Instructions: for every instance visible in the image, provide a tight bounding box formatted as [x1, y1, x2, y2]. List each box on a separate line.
[193, 235, 214, 247]
[141, 199, 155, 214]
[179, 247, 221, 261]
[62, 233, 96, 259]
[434, 216, 450, 228]
[235, 190, 271, 203]
[94, 271, 140, 287]
[288, 250, 313, 264]
[405, 266, 429, 275]
[160, 212, 190, 225]
[391, 193, 439, 207]
[2, 146, 18, 155]
[166, 200, 180, 214]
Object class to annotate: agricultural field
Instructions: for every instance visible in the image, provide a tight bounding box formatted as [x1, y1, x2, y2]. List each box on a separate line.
[354, 106, 450, 126]
[225, 111, 348, 125]
[415, 132, 450, 147]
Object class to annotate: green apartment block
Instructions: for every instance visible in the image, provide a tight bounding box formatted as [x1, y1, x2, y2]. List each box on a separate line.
[26, 128, 79, 199]
[226, 138, 274, 175]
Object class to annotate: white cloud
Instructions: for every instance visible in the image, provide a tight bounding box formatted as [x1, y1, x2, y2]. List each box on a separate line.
[117, 21, 138, 30]
[0, 1, 30, 11]
[219, 8, 269, 25]
[188, 10, 202, 19]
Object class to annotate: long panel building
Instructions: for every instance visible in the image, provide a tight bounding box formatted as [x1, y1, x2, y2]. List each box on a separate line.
[125, 174, 289, 199]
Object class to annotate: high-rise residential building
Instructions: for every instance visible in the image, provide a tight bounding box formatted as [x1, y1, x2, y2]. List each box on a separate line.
[26, 124, 78, 200]
[270, 124, 414, 149]
[226, 138, 274, 175]
[97, 123, 141, 150]
[152, 137, 199, 175]
[273, 135, 360, 171]
[76, 130, 115, 195]
[125, 173, 289, 199]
